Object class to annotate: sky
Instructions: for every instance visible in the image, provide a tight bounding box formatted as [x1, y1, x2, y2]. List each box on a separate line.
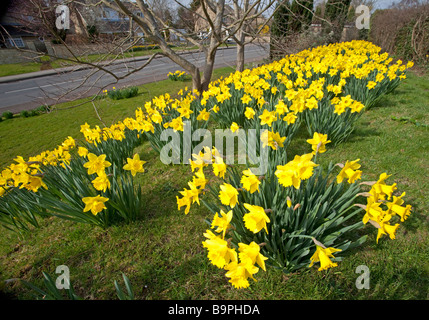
[173, 0, 402, 18]
[373, 0, 397, 9]
[176, 0, 399, 9]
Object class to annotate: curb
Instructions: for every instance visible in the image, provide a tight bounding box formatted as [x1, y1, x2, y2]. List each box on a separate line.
[0, 46, 237, 84]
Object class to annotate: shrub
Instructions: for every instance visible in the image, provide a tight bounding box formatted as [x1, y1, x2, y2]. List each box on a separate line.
[35, 105, 50, 113]
[394, 16, 429, 65]
[127, 44, 160, 52]
[20, 110, 30, 118]
[29, 110, 39, 117]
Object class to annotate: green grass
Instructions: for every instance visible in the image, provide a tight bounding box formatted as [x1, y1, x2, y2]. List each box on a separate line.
[0, 62, 42, 78]
[0, 68, 428, 300]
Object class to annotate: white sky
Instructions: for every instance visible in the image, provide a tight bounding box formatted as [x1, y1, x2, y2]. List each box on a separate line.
[158, 0, 410, 17]
[176, 0, 398, 9]
[373, 0, 397, 9]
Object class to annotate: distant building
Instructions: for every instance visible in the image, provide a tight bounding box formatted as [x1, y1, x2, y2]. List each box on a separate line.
[0, 12, 39, 50]
[0, 0, 146, 47]
[0, 0, 148, 63]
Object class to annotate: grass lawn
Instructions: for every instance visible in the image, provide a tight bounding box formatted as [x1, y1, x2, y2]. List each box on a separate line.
[0, 62, 42, 78]
[0, 66, 428, 300]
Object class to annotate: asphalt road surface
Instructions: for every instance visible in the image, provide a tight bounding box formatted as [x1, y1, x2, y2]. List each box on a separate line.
[0, 44, 269, 113]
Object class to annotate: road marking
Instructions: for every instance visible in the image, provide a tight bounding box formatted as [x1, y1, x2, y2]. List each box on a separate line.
[3, 79, 83, 94]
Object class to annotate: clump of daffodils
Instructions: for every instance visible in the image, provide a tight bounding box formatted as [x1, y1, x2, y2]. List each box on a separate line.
[202, 213, 269, 289]
[168, 70, 187, 81]
[178, 129, 412, 288]
[358, 173, 412, 243]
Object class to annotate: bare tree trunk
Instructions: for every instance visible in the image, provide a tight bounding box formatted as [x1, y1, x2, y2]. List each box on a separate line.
[201, 50, 216, 91]
[199, 0, 225, 91]
[236, 32, 246, 72]
[192, 71, 203, 93]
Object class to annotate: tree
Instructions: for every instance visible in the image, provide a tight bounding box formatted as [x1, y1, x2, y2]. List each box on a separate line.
[101, 0, 275, 91]
[0, 0, 12, 21]
[190, 0, 202, 11]
[6, 0, 68, 42]
[289, 0, 314, 33]
[270, 0, 290, 59]
[175, 6, 196, 33]
[313, 1, 324, 24]
[229, 0, 276, 71]
[112, 0, 227, 92]
[269, 0, 316, 60]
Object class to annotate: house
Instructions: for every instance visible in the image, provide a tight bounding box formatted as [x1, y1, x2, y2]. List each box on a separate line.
[64, 0, 144, 43]
[0, 0, 147, 63]
[194, 4, 235, 34]
[0, 10, 40, 50]
[0, 9, 50, 64]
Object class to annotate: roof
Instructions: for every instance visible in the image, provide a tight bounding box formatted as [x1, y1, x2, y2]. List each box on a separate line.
[0, 23, 35, 38]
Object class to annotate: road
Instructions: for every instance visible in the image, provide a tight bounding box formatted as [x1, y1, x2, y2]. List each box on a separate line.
[0, 44, 269, 113]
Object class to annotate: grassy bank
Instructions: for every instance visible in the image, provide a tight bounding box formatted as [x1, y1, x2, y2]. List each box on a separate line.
[0, 68, 428, 300]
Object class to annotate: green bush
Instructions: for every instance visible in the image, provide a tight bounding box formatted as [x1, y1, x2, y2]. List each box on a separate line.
[35, 105, 50, 113]
[2, 111, 13, 119]
[127, 44, 160, 52]
[29, 110, 39, 117]
[20, 110, 30, 118]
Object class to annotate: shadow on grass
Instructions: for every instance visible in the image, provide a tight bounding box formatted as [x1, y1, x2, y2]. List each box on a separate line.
[132, 250, 211, 299]
[368, 96, 398, 109]
[341, 123, 380, 144]
[398, 199, 429, 233]
[284, 124, 311, 158]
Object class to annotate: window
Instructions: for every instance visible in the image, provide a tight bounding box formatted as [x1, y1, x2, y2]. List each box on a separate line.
[6, 37, 25, 48]
[104, 8, 119, 20]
